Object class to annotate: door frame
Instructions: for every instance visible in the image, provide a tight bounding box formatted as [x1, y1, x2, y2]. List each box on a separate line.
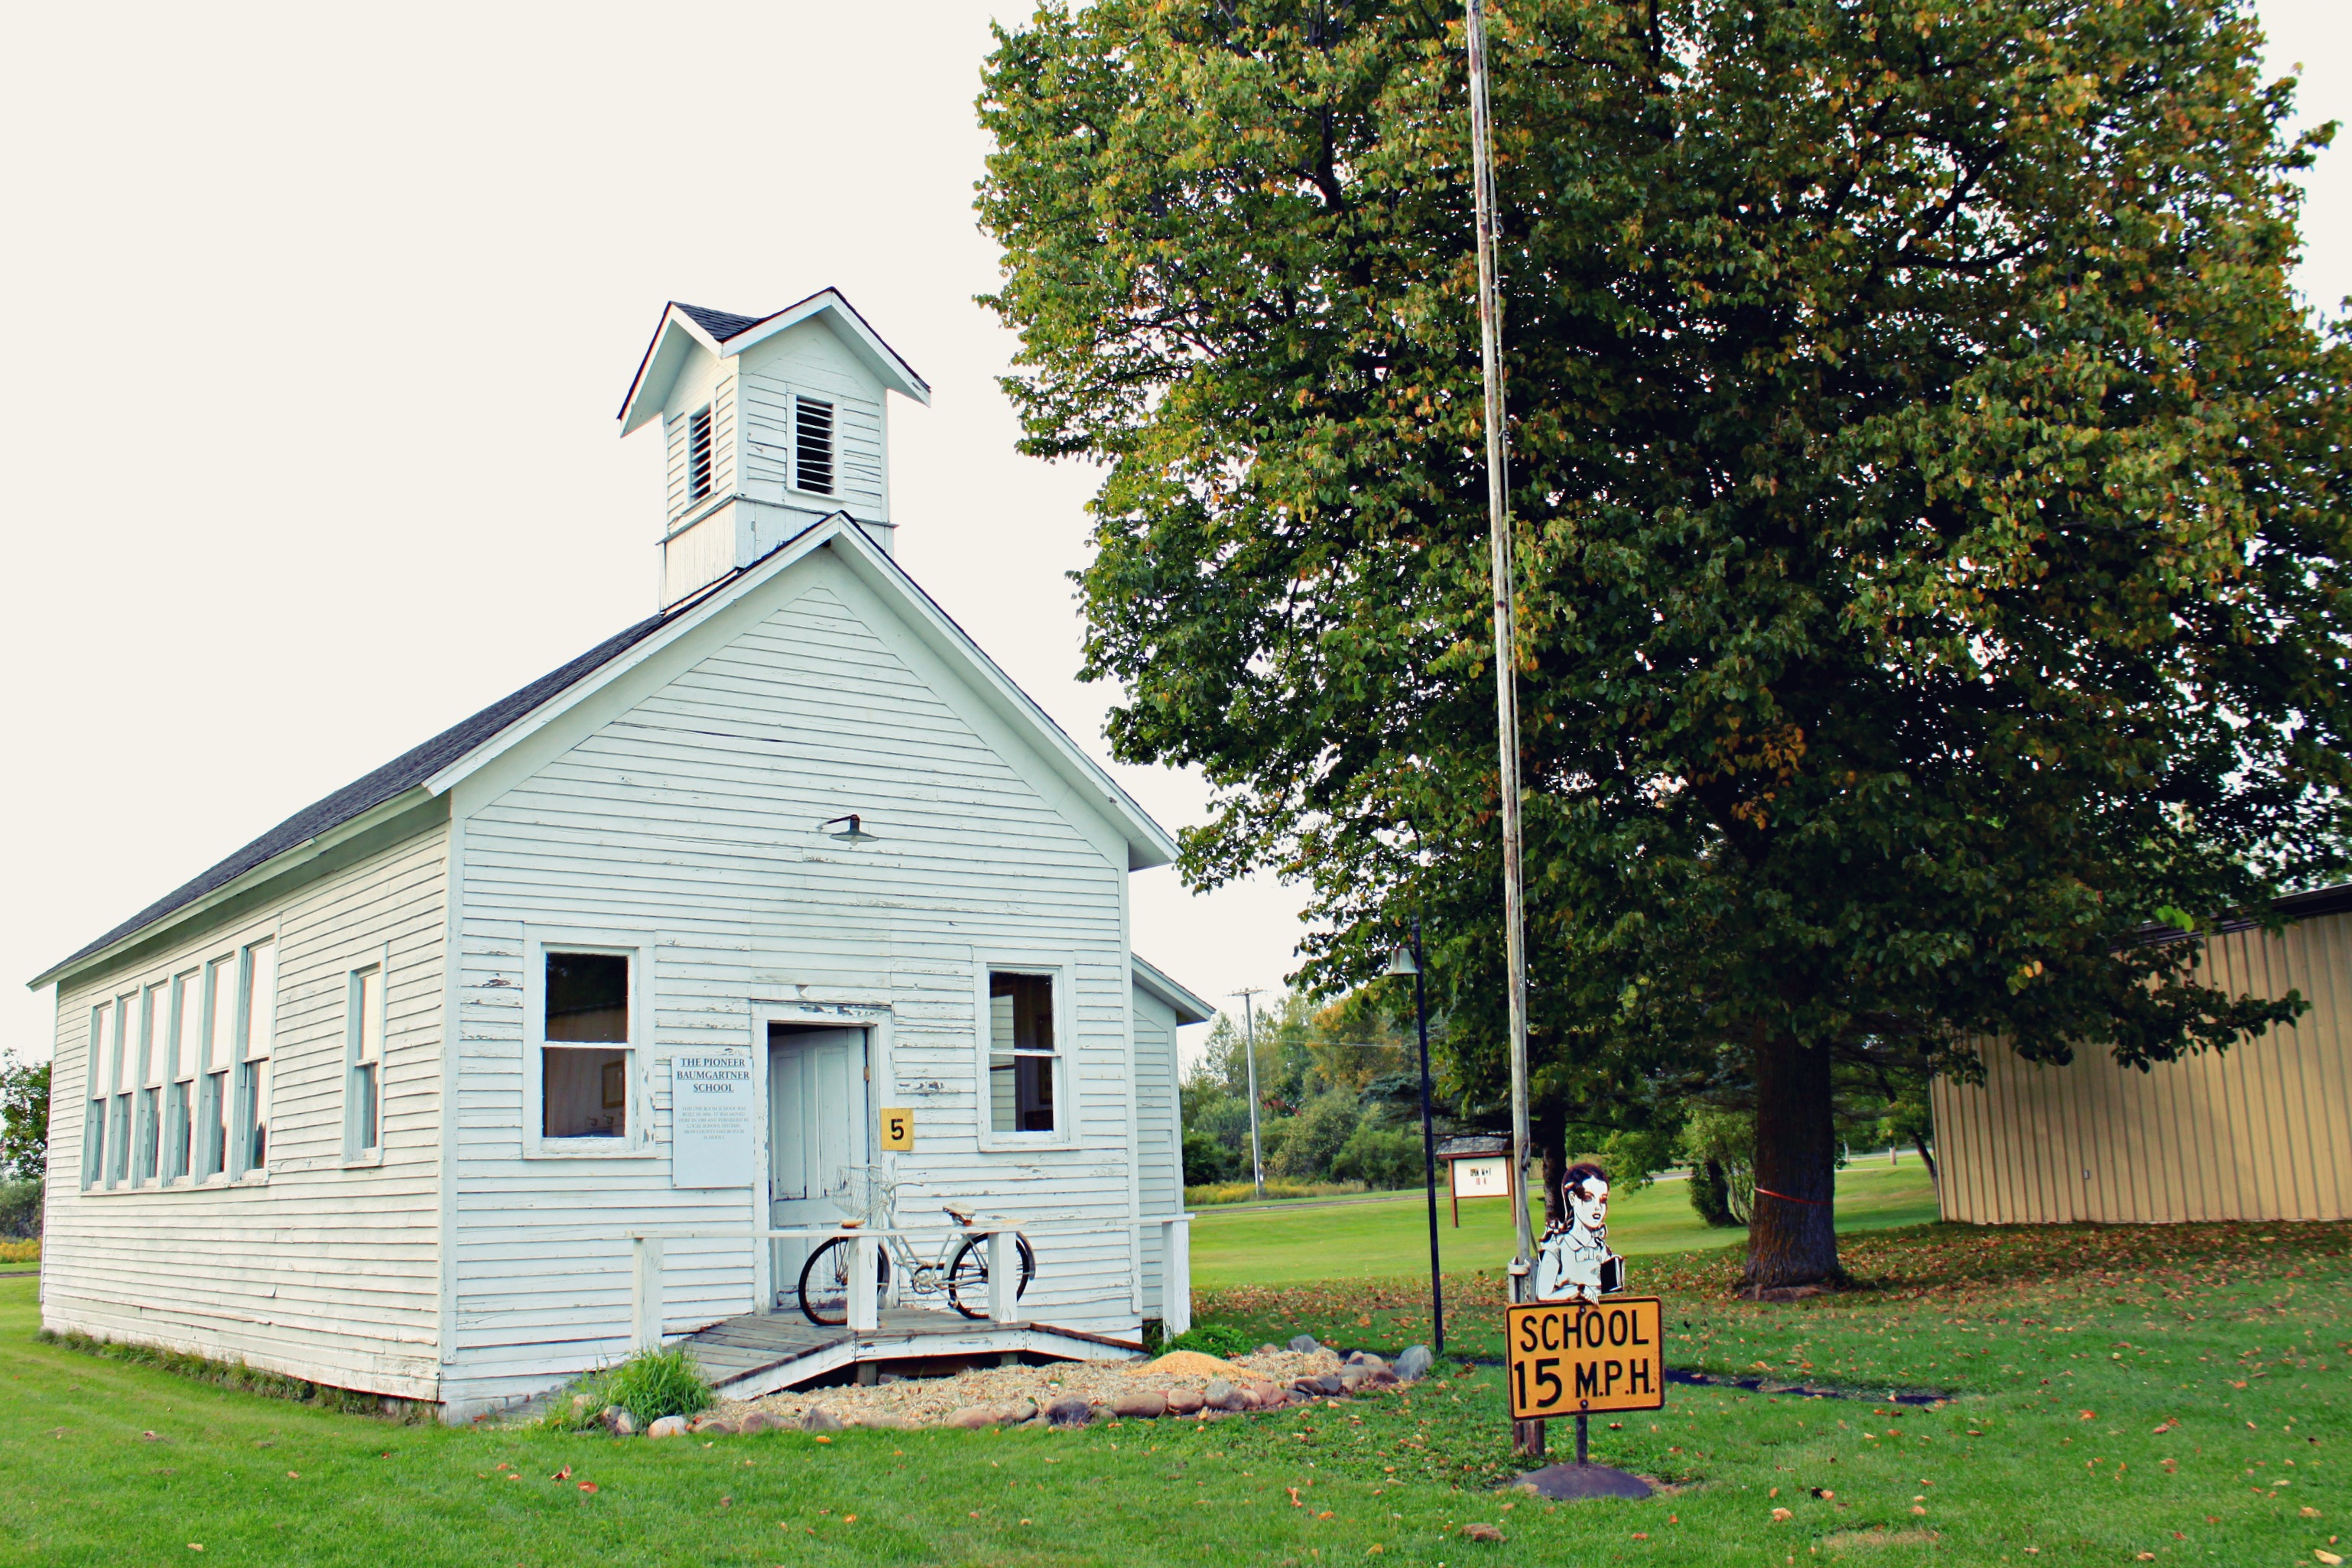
[746, 999, 895, 1311]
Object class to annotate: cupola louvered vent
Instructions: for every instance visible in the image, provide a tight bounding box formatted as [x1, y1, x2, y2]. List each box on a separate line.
[794, 397, 835, 495]
[687, 405, 715, 502]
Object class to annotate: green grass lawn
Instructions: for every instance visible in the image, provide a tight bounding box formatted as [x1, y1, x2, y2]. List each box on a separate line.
[1189, 1157, 1941, 1290]
[2, 1219, 2344, 1566]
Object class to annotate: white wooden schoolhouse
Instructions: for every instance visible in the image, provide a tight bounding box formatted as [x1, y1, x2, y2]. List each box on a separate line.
[29, 291, 1213, 1422]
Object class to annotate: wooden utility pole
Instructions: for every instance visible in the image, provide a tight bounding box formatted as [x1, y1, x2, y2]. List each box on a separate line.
[1464, 0, 1541, 1459]
[1231, 988, 1266, 1199]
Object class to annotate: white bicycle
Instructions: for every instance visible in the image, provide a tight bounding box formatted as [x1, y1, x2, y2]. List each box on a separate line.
[797, 1167, 1036, 1327]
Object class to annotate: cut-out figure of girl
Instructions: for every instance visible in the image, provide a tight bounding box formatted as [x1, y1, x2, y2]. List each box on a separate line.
[1532, 1161, 1625, 1303]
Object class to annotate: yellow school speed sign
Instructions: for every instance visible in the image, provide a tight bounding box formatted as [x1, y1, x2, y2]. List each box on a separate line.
[1506, 1297, 1666, 1418]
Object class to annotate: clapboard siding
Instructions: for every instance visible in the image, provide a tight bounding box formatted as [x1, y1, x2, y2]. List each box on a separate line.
[41, 821, 450, 1398]
[441, 563, 1137, 1409]
[737, 319, 887, 520]
[1931, 908, 2352, 1225]
[662, 352, 734, 529]
[1132, 986, 1182, 1308]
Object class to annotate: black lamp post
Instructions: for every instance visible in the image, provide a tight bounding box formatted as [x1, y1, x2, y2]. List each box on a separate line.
[1384, 920, 1443, 1356]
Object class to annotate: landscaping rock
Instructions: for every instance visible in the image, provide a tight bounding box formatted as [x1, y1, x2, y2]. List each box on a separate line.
[646, 1415, 688, 1439]
[945, 1406, 998, 1430]
[1111, 1391, 1166, 1420]
[1165, 1387, 1206, 1415]
[1246, 1381, 1287, 1408]
[1288, 1333, 1321, 1353]
[1204, 1378, 1249, 1412]
[736, 1411, 781, 1433]
[689, 1414, 739, 1435]
[1044, 1397, 1092, 1427]
[1394, 1345, 1434, 1381]
[996, 1399, 1037, 1426]
[801, 1406, 844, 1433]
[606, 1407, 636, 1436]
[1259, 1344, 1282, 1356]
[1362, 1368, 1399, 1388]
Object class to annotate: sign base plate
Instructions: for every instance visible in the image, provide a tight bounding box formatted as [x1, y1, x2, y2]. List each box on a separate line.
[1512, 1462, 1653, 1501]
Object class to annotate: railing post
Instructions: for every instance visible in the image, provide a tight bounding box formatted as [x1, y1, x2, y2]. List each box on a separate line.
[1159, 1216, 1191, 1337]
[848, 1232, 879, 1333]
[988, 1227, 1019, 1324]
[631, 1234, 664, 1353]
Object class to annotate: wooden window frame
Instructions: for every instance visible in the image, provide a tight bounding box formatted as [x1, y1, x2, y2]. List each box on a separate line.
[81, 999, 113, 1191]
[134, 983, 165, 1185]
[973, 956, 1077, 1154]
[232, 937, 278, 1178]
[521, 927, 655, 1161]
[166, 969, 201, 1183]
[791, 394, 835, 497]
[199, 954, 236, 1182]
[687, 404, 716, 502]
[106, 990, 135, 1187]
[343, 947, 388, 1167]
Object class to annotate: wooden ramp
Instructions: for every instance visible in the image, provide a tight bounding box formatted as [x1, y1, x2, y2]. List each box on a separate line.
[680, 1307, 1142, 1402]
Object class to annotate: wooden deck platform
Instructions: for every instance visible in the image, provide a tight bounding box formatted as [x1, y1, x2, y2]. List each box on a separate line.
[679, 1307, 1144, 1401]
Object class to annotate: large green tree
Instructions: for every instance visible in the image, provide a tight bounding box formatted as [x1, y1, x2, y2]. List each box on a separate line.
[979, 0, 2352, 1288]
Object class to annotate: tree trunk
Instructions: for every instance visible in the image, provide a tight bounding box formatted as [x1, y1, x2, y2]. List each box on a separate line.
[1741, 1029, 1843, 1294]
[1913, 1134, 1938, 1191]
[1535, 1102, 1567, 1231]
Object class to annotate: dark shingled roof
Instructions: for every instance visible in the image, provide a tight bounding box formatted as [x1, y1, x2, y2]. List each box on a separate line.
[674, 303, 767, 342]
[40, 608, 681, 983]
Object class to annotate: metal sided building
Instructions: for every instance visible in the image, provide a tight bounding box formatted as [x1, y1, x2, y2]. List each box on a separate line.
[1930, 885, 2352, 1226]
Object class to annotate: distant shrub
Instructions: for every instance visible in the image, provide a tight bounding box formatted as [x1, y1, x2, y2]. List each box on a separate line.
[0, 1238, 38, 1264]
[0, 1180, 42, 1239]
[1161, 1323, 1257, 1360]
[1183, 1180, 1369, 1206]
[1332, 1125, 1423, 1190]
[1181, 1127, 1239, 1185]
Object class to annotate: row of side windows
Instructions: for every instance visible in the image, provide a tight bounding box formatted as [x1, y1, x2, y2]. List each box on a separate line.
[82, 940, 275, 1190]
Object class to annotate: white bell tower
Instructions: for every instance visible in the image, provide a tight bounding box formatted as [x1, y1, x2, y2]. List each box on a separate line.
[617, 290, 931, 609]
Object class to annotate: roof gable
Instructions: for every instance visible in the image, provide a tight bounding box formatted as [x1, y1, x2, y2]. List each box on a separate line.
[34, 515, 1174, 992]
[617, 289, 930, 435]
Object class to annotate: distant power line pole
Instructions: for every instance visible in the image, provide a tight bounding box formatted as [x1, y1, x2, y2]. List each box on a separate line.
[1230, 988, 1265, 1199]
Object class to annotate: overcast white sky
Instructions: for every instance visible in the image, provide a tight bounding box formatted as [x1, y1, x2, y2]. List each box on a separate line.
[2, 2, 2347, 1071]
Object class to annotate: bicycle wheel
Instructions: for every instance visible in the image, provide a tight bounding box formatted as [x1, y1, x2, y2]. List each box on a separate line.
[946, 1232, 1037, 1320]
[798, 1236, 890, 1328]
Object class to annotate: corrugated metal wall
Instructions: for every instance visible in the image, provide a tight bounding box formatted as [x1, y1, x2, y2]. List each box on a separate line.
[1931, 908, 2352, 1225]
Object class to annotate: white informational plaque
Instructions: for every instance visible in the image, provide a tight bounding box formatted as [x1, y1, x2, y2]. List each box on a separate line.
[670, 1049, 755, 1189]
[1452, 1155, 1510, 1199]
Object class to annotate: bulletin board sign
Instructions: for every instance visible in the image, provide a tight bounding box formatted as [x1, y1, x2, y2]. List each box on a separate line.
[670, 1049, 755, 1189]
[1505, 1297, 1666, 1418]
[1442, 1151, 1513, 1226]
[1451, 1156, 1510, 1199]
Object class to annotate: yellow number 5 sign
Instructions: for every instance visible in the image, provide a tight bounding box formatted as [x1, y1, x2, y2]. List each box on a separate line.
[1506, 1297, 1666, 1417]
[878, 1108, 914, 1151]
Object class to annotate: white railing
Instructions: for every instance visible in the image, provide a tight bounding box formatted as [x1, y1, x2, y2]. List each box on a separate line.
[623, 1215, 1191, 1353]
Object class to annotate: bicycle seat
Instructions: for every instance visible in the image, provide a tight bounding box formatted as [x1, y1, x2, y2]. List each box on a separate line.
[943, 1205, 976, 1226]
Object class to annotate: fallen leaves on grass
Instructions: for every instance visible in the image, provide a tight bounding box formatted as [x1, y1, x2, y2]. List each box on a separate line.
[1460, 1524, 1506, 1542]
[1771, 1508, 1794, 1522]
[552, 1465, 571, 1481]
[578, 1482, 599, 1494]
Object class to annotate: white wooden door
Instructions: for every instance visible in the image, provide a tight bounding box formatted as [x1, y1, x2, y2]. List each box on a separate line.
[768, 1026, 869, 1308]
